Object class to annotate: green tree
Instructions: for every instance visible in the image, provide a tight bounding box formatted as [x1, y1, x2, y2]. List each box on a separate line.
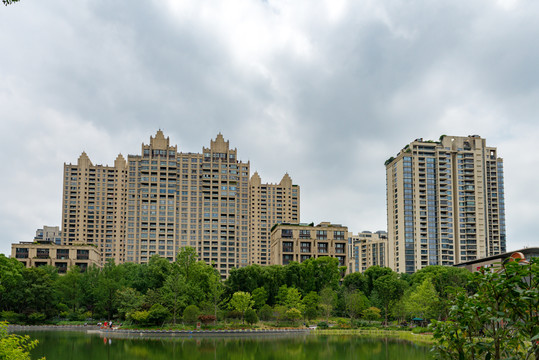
[373, 273, 406, 325]
[161, 269, 187, 325]
[258, 304, 273, 321]
[56, 266, 83, 313]
[431, 258, 539, 360]
[176, 247, 198, 282]
[302, 291, 320, 320]
[95, 260, 123, 320]
[285, 308, 302, 323]
[364, 266, 393, 297]
[252, 287, 268, 309]
[363, 307, 381, 321]
[230, 291, 253, 324]
[345, 290, 370, 319]
[285, 287, 303, 312]
[0, 321, 43, 360]
[182, 305, 200, 325]
[343, 272, 368, 294]
[404, 278, 439, 321]
[116, 287, 143, 321]
[244, 308, 258, 325]
[319, 287, 336, 321]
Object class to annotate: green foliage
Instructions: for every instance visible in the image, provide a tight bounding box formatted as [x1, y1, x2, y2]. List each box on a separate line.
[251, 287, 268, 309]
[147, 304, 170, 326]
[258, 304, 273, 321]
[411, 326, 430, 334]
[404, 278, 438, 321]
[319, 286, 336, 321]
[302, 291, 320, 320]
[431, 258, 539, 360]
[182, 305, 200, 325]
[129, 310, 150, 326]
[373, 273, 407, 324]
[317, 321, 329, 329]
[285, 308, 302, 323]
[230, 292, 253, 324]
[116, 287, 143, 321]
[27, 313, 46, 325]
[362, 307, 381, 321]
[0, 321, 42, 360]
[244, 309, 258, 325]
[345, 291, 370, 319]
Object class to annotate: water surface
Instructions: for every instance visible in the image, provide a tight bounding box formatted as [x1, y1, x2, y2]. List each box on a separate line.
[24, 331, 432, 360]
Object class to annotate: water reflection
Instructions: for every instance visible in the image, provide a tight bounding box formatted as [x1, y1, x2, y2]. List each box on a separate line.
[23, 331, 432, 360]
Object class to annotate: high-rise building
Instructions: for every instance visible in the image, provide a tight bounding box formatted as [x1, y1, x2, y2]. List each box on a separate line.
[249, 172, 299, 265]
[61, 131, 296, 278]
[348, 231, 388, 273]
[385, 135, 506, 274]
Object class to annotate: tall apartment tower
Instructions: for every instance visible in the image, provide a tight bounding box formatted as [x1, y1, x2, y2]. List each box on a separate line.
[62, 152, 127, 264]
[249, 172, 300, 265]
[62, 131, 296, 278]
[385, 135, 506, 274]
[348, 231, 388, 273]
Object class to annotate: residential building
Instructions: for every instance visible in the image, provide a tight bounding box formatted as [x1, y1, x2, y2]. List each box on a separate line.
[249, 172, 299, 265]
[61, 131, 295, 278]
[454, 247, 538, 272]
[386, 135, 506, 274]
[348, 230, 388, 272]
[11, 241, 101, 273]
[270, 222, 348, 269]
[34, 226, 62, 245]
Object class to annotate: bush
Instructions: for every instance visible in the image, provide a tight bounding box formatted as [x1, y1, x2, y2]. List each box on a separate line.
[317, 321, 329, 329]
[198, 315, 217, 325]
[285, 308, 302, 323]
[225, 310, 242, 321]
[0, 311, 22, 324]
[183, 305, 200, 325]
[303, 306, 318, 320]
[363, 307, 381, 321]
[258, 304, 273, 321]
[148, 304, 170, 326]
[336, 318, 350, 329]
[412, 326, 430, 334]
[27, 312, 46, 325]
[245, 309, 258, 325]
[129, 310, 150, 326]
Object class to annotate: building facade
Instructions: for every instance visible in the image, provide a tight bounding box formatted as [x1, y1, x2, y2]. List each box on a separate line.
[348, 231, 388, 273]
[249, 172, 299, 265]
[386, 135, 506, 274]
[61, 131, 297, 278]
[11, 242, 101, 273]
[270, 222, 348, 269]
[34, 226, 62, 245]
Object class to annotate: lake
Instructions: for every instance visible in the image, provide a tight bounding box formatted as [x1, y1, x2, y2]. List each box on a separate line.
[22, 330, 433, 359]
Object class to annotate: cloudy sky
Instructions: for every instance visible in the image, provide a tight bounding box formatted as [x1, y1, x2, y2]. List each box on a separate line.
[1, 0, 538, 257]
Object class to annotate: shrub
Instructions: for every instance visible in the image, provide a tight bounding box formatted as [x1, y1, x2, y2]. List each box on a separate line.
[27, 313, 46, 325]
[363, 307, 381, 321]
[285, 308, 302, 323]
[412, 326, 430, 334]
[129, 310, 150, 326]
[148, 304, 170, 325]
[317, 321, 329, 329]
[336, 318, 350, 329]
[258, 304, 273, 321]
[198, 314, 217, 325]
[244, 309, 258, 325]
[183, 305, 200, 325]
[0, 311, 22, 324]
[225, 310, 242, 321]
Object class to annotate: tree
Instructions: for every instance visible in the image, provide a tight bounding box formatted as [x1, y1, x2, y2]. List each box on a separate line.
[0, 321, 43, 360]
[302, 291, 320, 320]
[363, 307, 381, 321]
[176, 247, 198, 282]
[285, 287, 303, 312]
[252, 287, 268, 310]
[373, 273, 406, 325]
[285, 308, 302, 323]
[229, 292, 253, 324]
[258, 304, 273, 321]
[161, 269, 187, 325]
[431, 258, 538, 360]
[345, 291, 370, 319]
[183, 305, 200, 325]
[364, 266, 393, 297]
[3, 0, 20, 5]
[244, 308, 258, 325]
[319, 287, 336, 321]
[116, 287, 143, 321]
[343, 272, 368, 294]
[56, 266, 83, 313]
[404, 278, 439, 321]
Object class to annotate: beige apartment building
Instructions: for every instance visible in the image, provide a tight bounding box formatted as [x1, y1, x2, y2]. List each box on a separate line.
[270, 222, 348, 269]
[348, 231, 388, 273]
[249, 172, 299, 265]
[386, 135, 506, 274]
[61, 131, 296, 278]
[34, 226, 62, 244]
[12, 242, 101, 273]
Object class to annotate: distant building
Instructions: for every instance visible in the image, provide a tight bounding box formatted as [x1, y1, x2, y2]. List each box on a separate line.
[454, 247, 539, 272]
[270, 222, 348, 270]
[249, 172, 300, 266]
[386, 135, 506, 274]
[61, 131, 298, 278]
[11, 241, 101, 273]
[348, 231, 388, 272]
[34, 226, 62, 245]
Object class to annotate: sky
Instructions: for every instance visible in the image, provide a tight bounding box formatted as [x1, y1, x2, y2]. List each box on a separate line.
[1, 0, 538, 257]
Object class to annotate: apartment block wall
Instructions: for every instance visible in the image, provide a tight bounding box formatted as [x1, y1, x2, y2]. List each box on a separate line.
[270, 222, 348, 269]
[386, 135, 506, 274]
[348, 231, 388, 273]
[249, 172, 299, 265]
[12, 242, 101, 273]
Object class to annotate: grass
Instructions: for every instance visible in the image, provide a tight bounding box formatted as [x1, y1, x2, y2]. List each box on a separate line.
[314, 329, 434, 345]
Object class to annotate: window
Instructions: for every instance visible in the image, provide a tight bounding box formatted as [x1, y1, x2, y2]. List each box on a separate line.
[300, 242, 311, 253]
[282, 241, 293, 252]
